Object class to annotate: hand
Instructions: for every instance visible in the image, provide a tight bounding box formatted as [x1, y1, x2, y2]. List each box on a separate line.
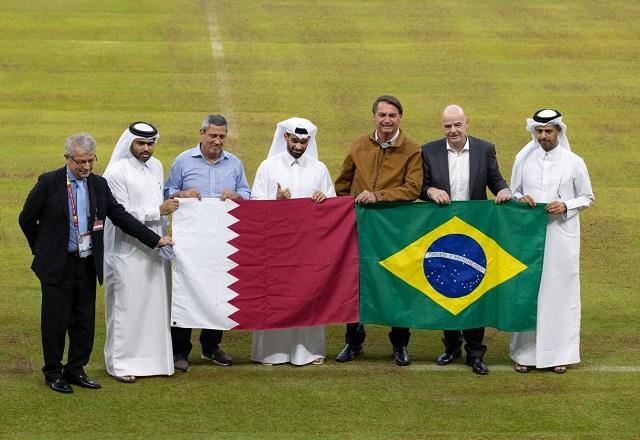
[220, 188, 241, 201]
[427, 187, 451, 205]
[311, 191, 327, 203]
[276, 183, 291, 200]
[495, 188, 513, 204]
[545, 200, 567, 214]
[355, 190, 377, 205]
[518, 194, 536, 208]
[159, 199, 179, 215]
[156, 235, 174, 247]
[179, 188, 202, 200]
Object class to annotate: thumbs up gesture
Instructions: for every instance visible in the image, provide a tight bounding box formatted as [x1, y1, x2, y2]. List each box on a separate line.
[276, 183, 291, 200]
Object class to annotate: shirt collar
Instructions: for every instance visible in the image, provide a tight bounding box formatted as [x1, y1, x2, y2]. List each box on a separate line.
[446, 136, 470, 153]
[192, 144, 228, 162]
[128, 155, 150, 170]
[283, 150, 307, 167]
[375, 129, 400, 148]
[537, 144, 563, 159]
[66, 165, 85, 182]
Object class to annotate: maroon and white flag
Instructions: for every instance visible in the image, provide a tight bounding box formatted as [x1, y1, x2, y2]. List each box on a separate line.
[170, 197, 359, 330]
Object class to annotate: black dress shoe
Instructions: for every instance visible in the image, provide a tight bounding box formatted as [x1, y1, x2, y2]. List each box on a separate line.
[393, 346, 411, 366]
[65, 373, 102, 389]
[201, 348, 233, 366]
[466, 357, 489, 375]
[335, 343, 363, 362]
[436, 349, 461, 365]
[46, 378, 73, 394]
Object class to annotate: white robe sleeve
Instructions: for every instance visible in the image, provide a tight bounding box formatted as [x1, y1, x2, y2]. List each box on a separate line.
[510, 158, 525, 200]
[251, 160, 271, 200]
[319, 164, 337, 198]
[563, 157, 594, 220]
[106, 162, 161, 222]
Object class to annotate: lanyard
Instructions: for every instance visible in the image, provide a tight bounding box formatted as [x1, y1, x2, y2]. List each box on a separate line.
[66, 176, 91, 230]
[66, 176, 80, 229]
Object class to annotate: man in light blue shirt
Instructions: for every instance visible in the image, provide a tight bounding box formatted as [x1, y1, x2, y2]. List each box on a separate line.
[164, 118, 250, 201]
[165, 114, 250, 372]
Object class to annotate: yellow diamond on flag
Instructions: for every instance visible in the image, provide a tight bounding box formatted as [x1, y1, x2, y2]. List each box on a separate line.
[379, 216, 527, 315]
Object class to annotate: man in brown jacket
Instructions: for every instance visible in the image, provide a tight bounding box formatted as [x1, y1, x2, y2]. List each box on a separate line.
[334, 95, 423, 366]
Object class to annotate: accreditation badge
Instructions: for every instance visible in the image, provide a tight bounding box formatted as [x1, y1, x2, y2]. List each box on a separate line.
[92, 218, 104, 231]
[78, 231, 93, 258]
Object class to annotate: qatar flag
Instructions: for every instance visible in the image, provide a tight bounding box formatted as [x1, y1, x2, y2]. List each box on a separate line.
[170, 197, 359, 330]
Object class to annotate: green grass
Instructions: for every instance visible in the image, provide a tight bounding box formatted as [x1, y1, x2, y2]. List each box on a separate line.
[1, 0, 639, 438]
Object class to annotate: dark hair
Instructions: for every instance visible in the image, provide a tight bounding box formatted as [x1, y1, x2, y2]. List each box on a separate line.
[372, 95, 403, 115]
[201, 114, 228, 131]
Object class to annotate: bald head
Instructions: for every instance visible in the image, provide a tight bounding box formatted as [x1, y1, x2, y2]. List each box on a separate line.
[441, 104, 469, 150]
[442, 104, 466, 120]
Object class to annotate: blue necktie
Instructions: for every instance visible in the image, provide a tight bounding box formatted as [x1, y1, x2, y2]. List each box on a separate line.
[76, 179, 88, 234]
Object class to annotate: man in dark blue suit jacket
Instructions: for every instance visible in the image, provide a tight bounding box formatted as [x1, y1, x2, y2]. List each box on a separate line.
[19, 133, 173, 393]
[421, 105, 512, 375]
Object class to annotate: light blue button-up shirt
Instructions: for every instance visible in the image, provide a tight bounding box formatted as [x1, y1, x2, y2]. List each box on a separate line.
[66, 166, 90, 252]
[164, 145, 251, 199]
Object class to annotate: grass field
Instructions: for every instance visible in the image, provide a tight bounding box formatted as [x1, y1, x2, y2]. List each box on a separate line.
[1, 0, 639, 438]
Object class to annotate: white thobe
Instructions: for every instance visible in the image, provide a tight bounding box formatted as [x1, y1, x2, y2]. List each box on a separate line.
[509, 146, 594, 368]
[103, 156, 174, 377]
[250, 151, 336, 365]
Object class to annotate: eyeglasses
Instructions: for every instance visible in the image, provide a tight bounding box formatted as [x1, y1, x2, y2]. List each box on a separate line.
[68, 156, 98, 166]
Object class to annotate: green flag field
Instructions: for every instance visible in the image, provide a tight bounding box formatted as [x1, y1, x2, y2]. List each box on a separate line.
[1, 1, 639, 438]
[358, 201, 547, 331]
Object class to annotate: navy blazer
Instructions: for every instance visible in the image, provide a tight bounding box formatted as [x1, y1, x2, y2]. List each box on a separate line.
[19, 166, 160, 285]
[420, 136, 508, 201]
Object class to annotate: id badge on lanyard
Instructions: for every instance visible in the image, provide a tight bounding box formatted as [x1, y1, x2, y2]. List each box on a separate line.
[67, 176, 93, 258]
[78, 231, 92, 258]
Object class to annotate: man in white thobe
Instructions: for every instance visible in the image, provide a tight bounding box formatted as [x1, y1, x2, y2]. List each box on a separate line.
[250, 117, 336, 366]
[509, 109, 594, 374]
[103, 122, 179, 382]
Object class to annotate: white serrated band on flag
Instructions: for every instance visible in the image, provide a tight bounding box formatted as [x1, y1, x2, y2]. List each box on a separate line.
[170, 198, 240, 330]
[424, 251, 486, 274]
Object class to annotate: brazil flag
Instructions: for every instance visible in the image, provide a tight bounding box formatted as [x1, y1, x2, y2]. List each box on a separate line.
[357, 200, 547, 331]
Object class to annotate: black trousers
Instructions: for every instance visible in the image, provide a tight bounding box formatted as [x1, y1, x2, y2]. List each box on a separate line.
[344, 322, 411, 347]
[40, 253, 96, 381]
[171, 327, 223, 358]
[442, 328, 487, 360]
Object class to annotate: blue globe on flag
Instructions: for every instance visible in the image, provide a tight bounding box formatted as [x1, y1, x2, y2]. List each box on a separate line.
[423, 234, 487, 298]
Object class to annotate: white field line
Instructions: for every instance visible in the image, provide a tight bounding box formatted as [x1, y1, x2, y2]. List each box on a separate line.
[218, 364, 640, 373]
[76, 363, 640, 373]
[202, 0, 239, 144]
[227, 364, 640, 373]
[400, 364, 640, 373]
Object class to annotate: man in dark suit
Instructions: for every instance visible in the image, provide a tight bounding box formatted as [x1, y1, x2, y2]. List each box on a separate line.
[19, 133, 173, 393]
[421, 105, 512, 375]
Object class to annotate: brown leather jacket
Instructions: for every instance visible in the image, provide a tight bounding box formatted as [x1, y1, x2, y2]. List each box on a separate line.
[335, 130, 423, 202]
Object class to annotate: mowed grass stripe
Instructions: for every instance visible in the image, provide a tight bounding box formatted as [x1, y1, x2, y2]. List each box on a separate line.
[203, 0, 240, 144]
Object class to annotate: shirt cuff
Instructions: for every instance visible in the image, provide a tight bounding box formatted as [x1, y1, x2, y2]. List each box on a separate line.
[563, 199, 579, 211]
[146, 207, 161, 221]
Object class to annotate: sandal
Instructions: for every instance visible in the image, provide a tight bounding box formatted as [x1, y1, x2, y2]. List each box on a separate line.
[311, 357, 325, 365]
[114, 375, 136, 383]
[514, 363, 531, 373]
[552, 366, 567, 374]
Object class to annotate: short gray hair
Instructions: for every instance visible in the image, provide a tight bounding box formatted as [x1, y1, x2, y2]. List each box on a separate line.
[201, 114, 228, 132]
[65, 133, 97, 157]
